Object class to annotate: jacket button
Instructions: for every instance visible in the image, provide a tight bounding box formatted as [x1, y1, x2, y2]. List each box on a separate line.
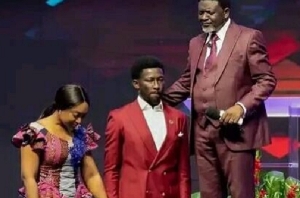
[163, 172, 166, 175]
[162, 192, 165, 196]
[148, 169, 152, 172]
[146, 190, 149, 193]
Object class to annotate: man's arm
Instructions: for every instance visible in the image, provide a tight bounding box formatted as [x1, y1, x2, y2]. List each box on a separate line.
[239, 30, 277, 112]
[179, 115, 191, 198]
[221, 30, 277, 124]
[162, 48, 192, 107]
[104, 111, 123, 198]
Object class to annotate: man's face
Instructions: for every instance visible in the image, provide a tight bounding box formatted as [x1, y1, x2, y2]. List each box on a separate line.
[198, 0, 229, 33]
[132, 68, 164, 106]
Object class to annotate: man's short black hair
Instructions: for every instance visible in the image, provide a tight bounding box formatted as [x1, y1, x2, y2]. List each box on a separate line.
[198, 0, 231, 9]
[130, 55, 165, 80]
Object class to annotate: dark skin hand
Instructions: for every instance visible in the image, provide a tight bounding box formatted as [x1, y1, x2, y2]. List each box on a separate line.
[220, 104, 244, 125]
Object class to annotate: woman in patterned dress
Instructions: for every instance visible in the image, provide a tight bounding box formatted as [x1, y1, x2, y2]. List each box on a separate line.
[12, 84, 107, 198]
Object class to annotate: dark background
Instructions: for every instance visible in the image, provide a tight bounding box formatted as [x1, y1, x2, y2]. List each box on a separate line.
[1, 0, 300, 196]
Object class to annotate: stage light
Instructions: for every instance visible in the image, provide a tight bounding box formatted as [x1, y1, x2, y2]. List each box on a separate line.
[46, 0, 63, 7]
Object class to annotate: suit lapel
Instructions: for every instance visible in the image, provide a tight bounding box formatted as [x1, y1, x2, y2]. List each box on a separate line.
[151, 104, 177, 167]
[214, 22, 241, 85]
[127, 101, 157, 159]
[191, 34, 207, 87]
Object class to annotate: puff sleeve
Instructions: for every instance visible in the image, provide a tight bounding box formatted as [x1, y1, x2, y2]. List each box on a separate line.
[11, 123, 47, 151]
[84, 123, 100, 152]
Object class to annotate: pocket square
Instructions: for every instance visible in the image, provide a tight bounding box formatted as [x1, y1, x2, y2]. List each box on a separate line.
[178, 132, 184, 137]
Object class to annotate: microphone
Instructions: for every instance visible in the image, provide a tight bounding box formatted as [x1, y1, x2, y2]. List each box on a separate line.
[205, 107, 243, 125]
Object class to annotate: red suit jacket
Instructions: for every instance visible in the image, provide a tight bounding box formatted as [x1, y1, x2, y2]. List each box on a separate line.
[163, 21, 277, 151]
[104, 100, 191, 198]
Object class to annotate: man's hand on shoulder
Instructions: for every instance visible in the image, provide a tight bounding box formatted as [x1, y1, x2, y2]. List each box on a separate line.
[219, 104, 244, 125]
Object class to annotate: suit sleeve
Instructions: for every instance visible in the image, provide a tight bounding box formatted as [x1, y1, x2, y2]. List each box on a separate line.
[104, 111, 123, 198]
[179, 115, 191, 198]
[162, 43, 192, 107]
[239, 30, 277, 112]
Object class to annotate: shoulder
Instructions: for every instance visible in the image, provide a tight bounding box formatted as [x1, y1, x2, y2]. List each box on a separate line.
[227, 23, 266, 49]
[107, 101, 135, 119]
[235, 23, 264, 39]
[189, 33, 206, 45]
[105, 103, 131, 128]
[237, 23, 259, 33]
[11, 122, 47, 149]
[164, 104, 187, 120]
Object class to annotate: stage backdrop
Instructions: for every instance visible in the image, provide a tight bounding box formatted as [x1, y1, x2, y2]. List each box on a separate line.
[1, 0, 300, 196]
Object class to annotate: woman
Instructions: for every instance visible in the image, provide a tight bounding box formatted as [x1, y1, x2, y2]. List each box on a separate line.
[12, 84, 107, 198]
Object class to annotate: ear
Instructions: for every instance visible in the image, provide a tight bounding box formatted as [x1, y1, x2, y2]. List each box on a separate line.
[224, 8, 230, 19]
[132, 79, 140, 90]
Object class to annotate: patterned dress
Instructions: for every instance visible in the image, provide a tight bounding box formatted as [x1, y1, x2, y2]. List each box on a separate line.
[12, 122, 100, 198]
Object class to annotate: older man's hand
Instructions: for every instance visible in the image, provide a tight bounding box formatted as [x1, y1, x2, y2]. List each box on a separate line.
[219, 104, 244, 125]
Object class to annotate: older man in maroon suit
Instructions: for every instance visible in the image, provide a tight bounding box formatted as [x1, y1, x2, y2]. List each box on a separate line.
[162, 0, 277, 198]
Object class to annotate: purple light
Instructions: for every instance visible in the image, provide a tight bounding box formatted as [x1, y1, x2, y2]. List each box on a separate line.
[183, 97, 300, 117]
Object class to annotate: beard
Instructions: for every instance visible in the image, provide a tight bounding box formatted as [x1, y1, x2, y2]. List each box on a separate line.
[202, 25, 216, 33]
[149, 95, 161, 106]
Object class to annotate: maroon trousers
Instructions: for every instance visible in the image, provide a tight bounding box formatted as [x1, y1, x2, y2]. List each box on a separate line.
[193, 120, 255, 198]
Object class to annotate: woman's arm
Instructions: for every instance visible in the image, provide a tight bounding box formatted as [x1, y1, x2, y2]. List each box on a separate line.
[20, 145, 40, 198]
[81, 151, 107, 198]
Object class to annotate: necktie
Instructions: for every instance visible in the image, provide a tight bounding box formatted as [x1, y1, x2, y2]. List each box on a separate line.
[204, 33, 218, 72]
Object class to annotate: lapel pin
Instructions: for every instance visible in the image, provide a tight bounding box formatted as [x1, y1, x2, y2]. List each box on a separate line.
[168, 120, 174, 124]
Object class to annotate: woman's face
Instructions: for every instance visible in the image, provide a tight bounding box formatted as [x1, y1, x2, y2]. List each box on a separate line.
[58, 102, 89, 130]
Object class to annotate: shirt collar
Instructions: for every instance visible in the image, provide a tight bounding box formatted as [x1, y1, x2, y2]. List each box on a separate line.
[137, 95, 163, 111]
[206, 18, 231, 43]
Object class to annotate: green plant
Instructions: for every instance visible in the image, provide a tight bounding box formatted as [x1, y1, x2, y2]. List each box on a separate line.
[191, 150, 300, 198]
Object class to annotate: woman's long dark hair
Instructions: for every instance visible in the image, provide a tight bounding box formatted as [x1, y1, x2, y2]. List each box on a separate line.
[39, 84, 90, 119]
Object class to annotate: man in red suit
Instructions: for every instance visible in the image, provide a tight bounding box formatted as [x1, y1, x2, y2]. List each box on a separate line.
[104, 56, 191, 198]
[162, 0, 277, 198]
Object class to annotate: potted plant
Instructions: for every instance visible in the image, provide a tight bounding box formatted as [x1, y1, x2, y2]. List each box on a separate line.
[191, 150, 300, 198]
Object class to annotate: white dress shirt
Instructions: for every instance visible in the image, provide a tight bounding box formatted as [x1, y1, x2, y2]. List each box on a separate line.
[205, 18, 231, 59]
[203, 18, 247, 116]
[137, 96, 166, 150]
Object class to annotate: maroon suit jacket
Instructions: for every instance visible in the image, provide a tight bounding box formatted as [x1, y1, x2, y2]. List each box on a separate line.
[104, 100, 191, 198]
[163, 21, 277, 151]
